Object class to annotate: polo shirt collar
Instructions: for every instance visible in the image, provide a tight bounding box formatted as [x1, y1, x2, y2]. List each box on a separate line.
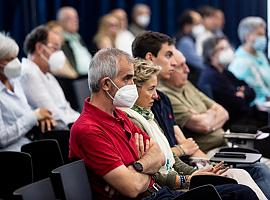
[83, 97, 125, 127]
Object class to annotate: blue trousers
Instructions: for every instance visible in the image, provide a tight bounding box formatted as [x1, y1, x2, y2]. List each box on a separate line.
[239, 162, 270, 199]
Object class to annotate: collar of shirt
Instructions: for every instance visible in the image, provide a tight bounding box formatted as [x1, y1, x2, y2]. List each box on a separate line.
[83, 97, 127, 127]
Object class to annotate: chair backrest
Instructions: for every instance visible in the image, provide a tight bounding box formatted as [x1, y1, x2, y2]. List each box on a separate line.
[21, 139, 64, 181]
[41, 130, 71, 164]
[51, 160, 92, 200]
[175, 184, 222, 200]
[72, 77, 89, 112]
[0, 151, 33, 199]
[13, 178, 56, 200]
[57, 75, 89, 112]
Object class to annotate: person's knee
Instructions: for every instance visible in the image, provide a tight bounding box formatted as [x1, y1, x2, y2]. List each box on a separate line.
[215, 184, 258, 200]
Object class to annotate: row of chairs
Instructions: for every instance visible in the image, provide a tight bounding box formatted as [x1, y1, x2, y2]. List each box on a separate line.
[13, 159, 92, 200]
[0, 139, 241, 200]
[13, 158, 229, 200]
[0, 139, 68, 199]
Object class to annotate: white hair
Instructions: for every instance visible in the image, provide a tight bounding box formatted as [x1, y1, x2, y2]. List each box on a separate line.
[238, 16, 266, 43]
[0, 33, 19, 60]
[88, 48, 134, 93]
[56, 6, 77, 21]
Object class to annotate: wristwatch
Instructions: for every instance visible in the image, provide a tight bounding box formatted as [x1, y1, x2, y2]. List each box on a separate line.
[133, 161, 143, 172]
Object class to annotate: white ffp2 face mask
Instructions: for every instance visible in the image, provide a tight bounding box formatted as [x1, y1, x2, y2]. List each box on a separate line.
[3, 58, 21, 79]
[48, 50, 66, 73]
[136, 15, 150, 28]
[218, 48, 234, 66]
[106, 78, 138, 108]
[191, 24, 205, 38]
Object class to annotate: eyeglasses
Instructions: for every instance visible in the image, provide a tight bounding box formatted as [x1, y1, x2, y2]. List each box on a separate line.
[44, 43, 61, 52]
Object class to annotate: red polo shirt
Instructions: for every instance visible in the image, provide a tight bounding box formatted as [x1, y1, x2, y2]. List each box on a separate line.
[70, 98, 154, 199]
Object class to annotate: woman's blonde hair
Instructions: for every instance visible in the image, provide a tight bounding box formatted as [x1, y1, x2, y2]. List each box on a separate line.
[133, 58, 161, 87]
[93, 14, 119, 49]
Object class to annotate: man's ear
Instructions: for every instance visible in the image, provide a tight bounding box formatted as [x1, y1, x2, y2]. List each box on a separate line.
[145, 52, 154, 61]
[100, 77, 111, 91]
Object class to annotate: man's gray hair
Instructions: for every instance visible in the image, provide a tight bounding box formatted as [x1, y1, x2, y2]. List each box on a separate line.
[88, 48, 134, 93]
[238, 16, 266, 43]
[0, 33, 19, 60]
[56, 6, 77, 21]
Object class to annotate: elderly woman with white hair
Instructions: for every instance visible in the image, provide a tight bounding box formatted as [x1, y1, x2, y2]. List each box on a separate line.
[0, 33, 55, 151]
[228, 16, 270, 105]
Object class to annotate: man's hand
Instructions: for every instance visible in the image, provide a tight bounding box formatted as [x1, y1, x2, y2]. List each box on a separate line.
[180, 138, 199, 156]
[134, 133, 165, 174]
[39, 119, 57, 133]
[34, 108, 52, 120]
[191, 161, 229, 177]
[135, 133, 150, 158]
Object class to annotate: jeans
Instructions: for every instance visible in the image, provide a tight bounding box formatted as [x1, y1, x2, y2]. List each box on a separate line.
[238, 162, 270, 199]
[215, 184, 258, 200]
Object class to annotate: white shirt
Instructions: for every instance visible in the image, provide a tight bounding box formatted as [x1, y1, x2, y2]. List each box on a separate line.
[115, 30, 135, 55]
[196, 30, 214, 56]
[0, 78, 36, 151]
[20, 58, 80, 128]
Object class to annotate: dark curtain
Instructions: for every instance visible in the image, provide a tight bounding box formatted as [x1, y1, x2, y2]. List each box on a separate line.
[0, 0, 267, 57]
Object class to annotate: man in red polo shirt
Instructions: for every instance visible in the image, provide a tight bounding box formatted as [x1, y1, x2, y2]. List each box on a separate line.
[69, 48, 165, 199]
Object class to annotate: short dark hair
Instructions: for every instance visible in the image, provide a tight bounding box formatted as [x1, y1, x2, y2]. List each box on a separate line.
[177, 10, 194, 31]
[23, 25, 48, 55]
[202, 36, 227, 64]
[132, 31, 175, 58]
[197, 6, 216, 18]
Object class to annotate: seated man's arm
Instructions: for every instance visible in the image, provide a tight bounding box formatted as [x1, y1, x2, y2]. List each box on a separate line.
[104, 136, 164, 198]
[184, 103, 228, 134]
[172, 126, 209, 159]
[185, 110, 215, 133]
[208, 103, 229, 129]
[103, 165, 151, 198]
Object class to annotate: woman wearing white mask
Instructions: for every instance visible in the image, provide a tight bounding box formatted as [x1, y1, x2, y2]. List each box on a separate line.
[228, 17, 270, 105]
[198, 36, 267, 128]
[20, 26, 80, 129]
[0, 33, 56, 151]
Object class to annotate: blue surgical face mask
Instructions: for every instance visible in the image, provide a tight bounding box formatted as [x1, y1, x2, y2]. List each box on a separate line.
[252, 35, 267, 52]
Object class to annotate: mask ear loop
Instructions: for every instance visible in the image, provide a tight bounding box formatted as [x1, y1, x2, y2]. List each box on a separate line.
[104, 77, 119, 101]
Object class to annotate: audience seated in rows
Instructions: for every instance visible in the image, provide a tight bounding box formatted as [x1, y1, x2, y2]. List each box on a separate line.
[157, 45, 270, 198]
[20, 26, 80, 130]
[228, 17, 270, 105]
[132, 31, 207, 159]
[121, 58, 267, 199]
[0, 33, 55, 151]
[57, 6, 92, 75]
[198, 36, 267, 128]
[70, 47, 259, 200]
